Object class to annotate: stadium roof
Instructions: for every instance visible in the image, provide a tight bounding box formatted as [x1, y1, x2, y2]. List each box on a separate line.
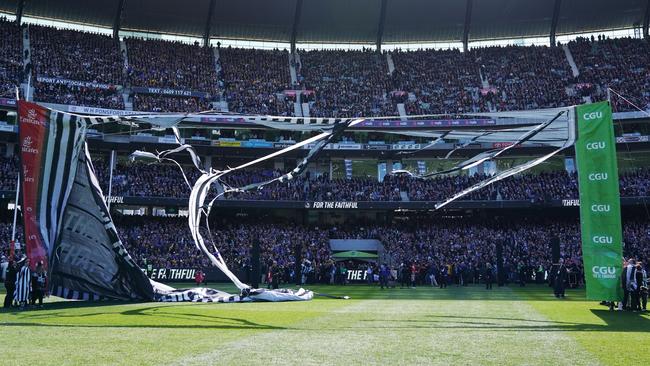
[0, 0, 647, 44]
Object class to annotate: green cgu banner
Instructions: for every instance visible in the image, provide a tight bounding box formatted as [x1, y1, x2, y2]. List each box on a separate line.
[575, 101, 623, 301]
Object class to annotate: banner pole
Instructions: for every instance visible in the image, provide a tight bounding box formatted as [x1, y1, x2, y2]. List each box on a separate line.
[26, 73, 31, 102]
[107, 150, 115, 210]
[11, 172, 21, 259]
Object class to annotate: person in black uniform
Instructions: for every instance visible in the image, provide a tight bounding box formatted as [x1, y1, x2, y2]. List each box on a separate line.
[3, 260, 17, 308]
[639, 260, 648, 312]
[438, 264, 448, 289]
[553, 259, 569, 298]
[399, 263, 409, 288]
[518, 261, 527, 287]
[31, 261, 47, 307]
[484, 263, 494, 290]
[631, 262, 644, 311]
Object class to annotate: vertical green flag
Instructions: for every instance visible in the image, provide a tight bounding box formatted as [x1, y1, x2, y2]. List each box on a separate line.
[575, 101, 623, 301]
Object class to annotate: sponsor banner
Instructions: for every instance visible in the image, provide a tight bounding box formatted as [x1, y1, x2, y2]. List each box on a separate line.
[67, 105, 144, 116]
[492, 142, 515, 148]
[158, 136, 180, 144]
[0, 123, 16, 132]
[18, 101, 50, 268]
[391, 143, 421, 150]
[241, 140, 273, 148]
[273, 141, 296, 148]
[361, 119, 497, 128]
[336, 143, 362, 150]
[303, 143, 362, 150]
[132, 86, 210, 99]
[185, 138, 210, 146]
[216, 140, 242, 147]
[306, 201, 359, 209]
[197, 116, 496, 128]
[37, 76, 118, 90]
[364, 143, 389, 150]
[0, 98, 17, 107]
[575, 102, 623, 301]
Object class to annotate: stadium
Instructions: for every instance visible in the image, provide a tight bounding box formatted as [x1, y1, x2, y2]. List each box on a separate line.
[1, 0, 649, 364]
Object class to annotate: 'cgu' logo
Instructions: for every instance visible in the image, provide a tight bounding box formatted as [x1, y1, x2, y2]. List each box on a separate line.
[583, 111, 603, 120]
[592, 266, 616, 278]
[591, 204, 610, 212]
[588, 172, 607, 181]
[586, 141, 606, 150]
[592, 236, 613, 244]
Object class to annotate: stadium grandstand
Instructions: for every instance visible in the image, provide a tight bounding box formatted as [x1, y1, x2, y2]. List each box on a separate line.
[1, 1, 649, 365]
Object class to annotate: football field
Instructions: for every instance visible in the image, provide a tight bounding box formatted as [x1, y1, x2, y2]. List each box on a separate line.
[2, 284, 649, 365]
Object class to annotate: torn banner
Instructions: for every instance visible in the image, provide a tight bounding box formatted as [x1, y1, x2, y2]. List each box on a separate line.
[19, 101, 153, 300]
[17, 101, 313, 302]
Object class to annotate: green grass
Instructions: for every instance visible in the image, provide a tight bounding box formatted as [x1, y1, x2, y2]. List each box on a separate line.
[1, 284, 648, 365]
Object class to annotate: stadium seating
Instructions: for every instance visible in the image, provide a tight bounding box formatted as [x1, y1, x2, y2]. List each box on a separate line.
[125, 38, 217, 91]
[0, 18, 23, 99]
[30, 25, 125, 108]
[569, 36, 650, 112]
[3, 21, 646, 115]
[0, 157, 636, 201]
[299, 49, 396, 117]
[219, 47, 294, 115]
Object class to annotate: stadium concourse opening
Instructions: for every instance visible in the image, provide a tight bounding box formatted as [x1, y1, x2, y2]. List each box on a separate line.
[2, 0, 650, 363]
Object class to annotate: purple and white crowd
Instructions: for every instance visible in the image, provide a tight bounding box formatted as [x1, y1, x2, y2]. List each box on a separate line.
[1, 19, 648, 115]
[2, 218, 649, 290]
[2, 156, 650, 201]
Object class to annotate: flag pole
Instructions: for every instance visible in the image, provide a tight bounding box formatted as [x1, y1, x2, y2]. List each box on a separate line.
[107, 150, 115, 210]
[10, 173, 20, 260]
[11, 82, 23, 260]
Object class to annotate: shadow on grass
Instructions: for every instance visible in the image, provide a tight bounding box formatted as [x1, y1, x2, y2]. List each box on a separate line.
[1, 303, 285, 330]
[309, 284, 589, 301]
[1, 321, 284, 330]
[354, 310, 650, 332]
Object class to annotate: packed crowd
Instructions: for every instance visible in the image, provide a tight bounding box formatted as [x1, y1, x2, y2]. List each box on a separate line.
[92, 160, 201, 198]
[111, 217, 650, 289]
[2, 155, 649, 200]
[219, 47, 294, 115]
[126, 38, 218, 92]
[389, 48, 480, 115]
[0, 18, 23, 99]
[298, 49, 396, 117]
[83, 158, 650, 201]
[405, 170, 582, 201]
[33, 82, 124, 109]
[471, 45, 582, 111]
[3, 20, 649, 115]
[0, 155, 18, 192]
[30, 25, 125, 108]
[569, 36, 650, 112]
[4, 217, 647, 291]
